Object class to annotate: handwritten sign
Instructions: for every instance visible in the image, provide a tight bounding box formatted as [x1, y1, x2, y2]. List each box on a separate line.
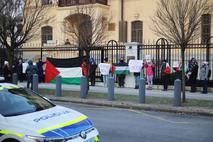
[128, 60, 143, 73]
[99, 63, 111, 75]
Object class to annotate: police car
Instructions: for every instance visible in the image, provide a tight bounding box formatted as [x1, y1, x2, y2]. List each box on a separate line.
[0, 83, 99, 142]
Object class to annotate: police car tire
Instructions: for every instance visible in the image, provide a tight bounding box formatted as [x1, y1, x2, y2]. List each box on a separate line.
[2, 139, 20, 142]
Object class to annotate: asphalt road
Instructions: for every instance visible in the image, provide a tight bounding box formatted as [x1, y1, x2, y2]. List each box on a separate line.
[54, 101, 213, 142]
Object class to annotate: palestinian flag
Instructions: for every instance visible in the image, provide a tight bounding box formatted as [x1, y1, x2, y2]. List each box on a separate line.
[45, 57, 83, 85]
[114, 66, 130, 75]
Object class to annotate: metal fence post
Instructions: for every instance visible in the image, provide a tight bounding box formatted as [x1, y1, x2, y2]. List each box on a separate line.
[174, 79, 181, 106]
[12, 73, 18, 84]
[55, 75, 62, 97]
[139, 78, 146, 103]
[107, 77, 114, 101]
[80, 76, 88, 99]
[32, 74, 38, 93]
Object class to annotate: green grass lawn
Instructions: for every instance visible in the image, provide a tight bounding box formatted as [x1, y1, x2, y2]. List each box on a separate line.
[39, 89, 213, 108]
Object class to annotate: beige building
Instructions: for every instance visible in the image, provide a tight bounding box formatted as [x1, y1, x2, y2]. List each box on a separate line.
[25, 0, 213, 47]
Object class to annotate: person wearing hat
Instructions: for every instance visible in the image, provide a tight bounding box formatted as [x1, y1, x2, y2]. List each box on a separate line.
[199, 61, 209, 94]
[144, 59, 155, 89]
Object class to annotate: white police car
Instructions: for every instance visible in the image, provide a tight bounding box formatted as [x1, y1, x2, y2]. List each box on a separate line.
[0, 83, 99, 142]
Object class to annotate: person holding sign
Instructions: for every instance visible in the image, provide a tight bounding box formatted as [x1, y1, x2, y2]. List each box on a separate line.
[115, 57, 128, 88]
[99, 57, 111, 87]
[128, 60, 143, 89]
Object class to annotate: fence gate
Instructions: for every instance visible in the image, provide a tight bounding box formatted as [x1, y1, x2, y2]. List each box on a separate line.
[155, 38, 171, 81]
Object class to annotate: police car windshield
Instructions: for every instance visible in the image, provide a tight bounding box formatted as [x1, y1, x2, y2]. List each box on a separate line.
[0, 88, 55, 117]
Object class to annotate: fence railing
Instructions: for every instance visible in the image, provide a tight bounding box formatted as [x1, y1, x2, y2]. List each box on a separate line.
[14, 42, 213, 86]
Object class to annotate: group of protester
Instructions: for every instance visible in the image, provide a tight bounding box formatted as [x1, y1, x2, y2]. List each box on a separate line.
[2, 56, 211, 94]
[96, 57, 211, 94]
[2, 58, 45, 89]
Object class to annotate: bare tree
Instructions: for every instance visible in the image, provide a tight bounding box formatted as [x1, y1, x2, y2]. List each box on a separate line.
[64, 5, 109, 95]
[152, 0, 212, 102]
[64, 5, 109, 57]
[0, 0, 48, 67]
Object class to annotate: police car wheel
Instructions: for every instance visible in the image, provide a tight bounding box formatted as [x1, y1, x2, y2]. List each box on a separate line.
[2, 139, 20, 142]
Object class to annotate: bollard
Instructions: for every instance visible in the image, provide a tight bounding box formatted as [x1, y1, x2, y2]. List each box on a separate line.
[80, 77, 88, 99]
[107, 77, 114, 101]
[12, 73, 18, 84]
[32, 74, 38, 93]
[55, 75, 62, 97]
[139, 78, 146, 103]
[174, 79, 181, 106]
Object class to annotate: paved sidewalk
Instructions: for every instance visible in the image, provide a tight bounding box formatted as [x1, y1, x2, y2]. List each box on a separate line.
[19, 82, 213, 101]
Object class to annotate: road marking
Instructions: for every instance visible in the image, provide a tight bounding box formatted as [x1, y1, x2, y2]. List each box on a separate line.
[128, 109, 191, 124]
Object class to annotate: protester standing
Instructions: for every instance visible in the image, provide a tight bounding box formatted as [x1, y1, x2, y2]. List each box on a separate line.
[3, 61, 12, 82]
[36, 58, 45, 82]
[81, 58, 90, 77]
[187, 58, 199, 92]
[102, 57, 110, 87]
[161, 60, 171, 91]
[173, 61, 182, 80]
[89, 57, 97, 86]
[144, 60, 155, 89]
[116, 57, 128, 88]
[26, 60, 38, 89]
[17, 58, 23, 82]
[199, 62, 209, 94]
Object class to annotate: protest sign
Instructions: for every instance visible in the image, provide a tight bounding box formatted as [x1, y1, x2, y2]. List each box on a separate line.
[99, 63, 111, 75]
[128, 60, 143, 73]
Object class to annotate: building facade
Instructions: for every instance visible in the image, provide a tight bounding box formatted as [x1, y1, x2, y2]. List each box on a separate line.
[25, 0, 213, 47]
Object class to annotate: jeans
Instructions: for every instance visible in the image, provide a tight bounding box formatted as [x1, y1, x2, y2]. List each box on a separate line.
[134, 75, 140, 88]
[147, 75, 153, 87]
[103, 75, 109, 87]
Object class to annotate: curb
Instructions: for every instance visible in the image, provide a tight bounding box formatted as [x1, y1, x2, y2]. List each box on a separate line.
[47, 96, 213, 117]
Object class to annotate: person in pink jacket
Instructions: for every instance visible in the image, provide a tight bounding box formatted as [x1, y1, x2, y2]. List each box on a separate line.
[144, 60, 155, 89]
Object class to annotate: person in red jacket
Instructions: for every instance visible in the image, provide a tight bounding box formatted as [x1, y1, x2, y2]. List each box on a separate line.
[160, 60, 171, 91]
[81, 58, 90, 77]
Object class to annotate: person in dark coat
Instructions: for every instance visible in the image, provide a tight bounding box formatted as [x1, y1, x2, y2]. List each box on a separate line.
[186, 58, 199, 92]
[116, 57, 128, 88]
[3, 61, 12, 82]
[89, 57, 97, 86]
[26, 60, 38, 89]
[17, 58, 23, 82]
[36, 58, 45, 82]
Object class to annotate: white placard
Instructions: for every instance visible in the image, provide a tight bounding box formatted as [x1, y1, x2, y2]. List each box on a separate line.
[128, 60, 143, 73]
[99, 63, 111, 75]
[22, 63, 28, 73]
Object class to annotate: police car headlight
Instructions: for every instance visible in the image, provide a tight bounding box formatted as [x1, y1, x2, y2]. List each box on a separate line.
[25, 135, 46, 142]
[26, 135, 65, 142]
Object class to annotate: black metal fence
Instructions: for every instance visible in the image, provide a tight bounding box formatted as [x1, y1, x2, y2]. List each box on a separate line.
[15, 41, 213, 86]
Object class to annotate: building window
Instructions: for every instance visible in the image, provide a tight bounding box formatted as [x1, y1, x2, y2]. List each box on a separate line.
[201, 14, 211, 43]
[131, 21, 143, 43]
[41, 26, 53, 45]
